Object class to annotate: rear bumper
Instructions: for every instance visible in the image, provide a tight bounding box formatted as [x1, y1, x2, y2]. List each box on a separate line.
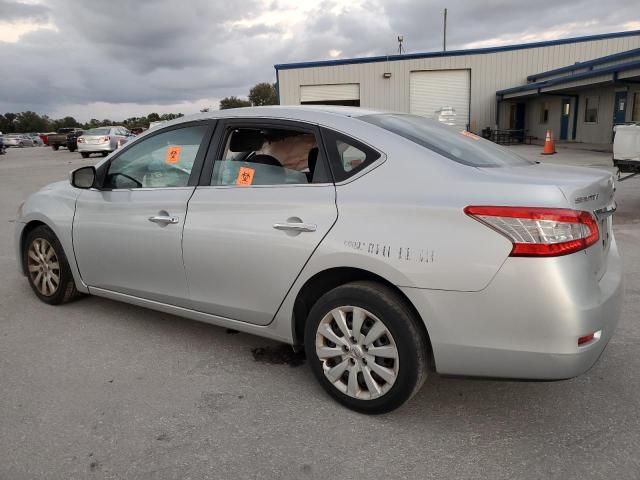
[78, 141, 112, 153]
[402, 238, 623, 380]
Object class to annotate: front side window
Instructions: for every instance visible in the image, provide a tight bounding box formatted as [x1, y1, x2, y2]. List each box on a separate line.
[104, 125, 207, 189]
[211, 126, 329, 186]
[360, 113, 532, 168]
[584, 96, 599, 123]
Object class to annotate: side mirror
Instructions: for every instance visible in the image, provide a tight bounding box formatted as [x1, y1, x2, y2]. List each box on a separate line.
[70, 166, 96, 189]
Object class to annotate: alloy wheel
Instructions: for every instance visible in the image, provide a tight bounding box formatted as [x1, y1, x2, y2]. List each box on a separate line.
[315, 306, 399, 400]
[27, 238, 60, 297]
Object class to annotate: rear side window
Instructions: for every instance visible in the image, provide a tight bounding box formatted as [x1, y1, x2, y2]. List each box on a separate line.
[211, 125, 331, 186]
[321, 129, 381, 182]
[360, 113, 533, 168]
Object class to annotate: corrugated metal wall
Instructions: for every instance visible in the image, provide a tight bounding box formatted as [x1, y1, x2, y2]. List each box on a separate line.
[277, 34, 640, 133]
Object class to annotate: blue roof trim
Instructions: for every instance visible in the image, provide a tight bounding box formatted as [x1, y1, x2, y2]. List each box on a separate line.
[527, 47, 640, 81]
[496, 59, 640, 96]
[274, 30, 640, 71]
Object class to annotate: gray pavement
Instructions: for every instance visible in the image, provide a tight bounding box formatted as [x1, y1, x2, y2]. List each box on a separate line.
[1, 146, 639, 480]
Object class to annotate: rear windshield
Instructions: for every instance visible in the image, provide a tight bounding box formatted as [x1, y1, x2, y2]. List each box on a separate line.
[86, 128, 111, 135]
[360, 113, 533, 168]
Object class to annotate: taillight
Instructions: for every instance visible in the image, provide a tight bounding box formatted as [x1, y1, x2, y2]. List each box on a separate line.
[77, 137, 84, 143]
[464, 206, 599, 257]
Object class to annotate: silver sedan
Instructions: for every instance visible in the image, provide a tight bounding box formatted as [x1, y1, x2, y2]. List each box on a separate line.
[14, 106, 622, 413]
[77, 126, 131, 158]
[4, 134, 35, 147]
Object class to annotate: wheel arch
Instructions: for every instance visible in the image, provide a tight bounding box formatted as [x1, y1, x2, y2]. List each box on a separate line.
[291, 266, 434, 368]
[19, 220, 49, 274]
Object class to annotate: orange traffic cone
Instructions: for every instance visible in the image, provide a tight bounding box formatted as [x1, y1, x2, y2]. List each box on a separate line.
[542, 129, 556, 155]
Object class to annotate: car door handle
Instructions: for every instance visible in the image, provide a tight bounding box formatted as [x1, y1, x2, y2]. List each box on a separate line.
[149, 215, 179, 225]
[273, 222, 317, 233]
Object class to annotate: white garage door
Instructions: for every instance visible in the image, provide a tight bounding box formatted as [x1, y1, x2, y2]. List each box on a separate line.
[300, 84, 360, 103]
[410, 70, 470, 129]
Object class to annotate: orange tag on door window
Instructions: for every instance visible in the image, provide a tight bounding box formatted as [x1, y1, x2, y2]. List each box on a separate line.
[166, 145, 181, 164]
[236, 167, 255, 186]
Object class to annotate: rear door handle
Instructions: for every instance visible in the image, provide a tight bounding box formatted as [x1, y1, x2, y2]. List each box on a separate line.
[273, 222, 317, 233]
[149, 215, 179, 225]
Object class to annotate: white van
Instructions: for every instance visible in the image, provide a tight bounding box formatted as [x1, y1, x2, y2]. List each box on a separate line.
[613, 124, 640, 173]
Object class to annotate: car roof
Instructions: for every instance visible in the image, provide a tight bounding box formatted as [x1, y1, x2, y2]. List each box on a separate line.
[162, 105, 386, 128]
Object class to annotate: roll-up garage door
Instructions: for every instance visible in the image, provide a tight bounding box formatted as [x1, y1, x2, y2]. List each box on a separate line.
[410, 70, 470, 129]
[300, 84, 360, 106]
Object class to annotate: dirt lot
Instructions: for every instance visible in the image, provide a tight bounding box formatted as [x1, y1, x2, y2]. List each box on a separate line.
[1, 146, 639, 479]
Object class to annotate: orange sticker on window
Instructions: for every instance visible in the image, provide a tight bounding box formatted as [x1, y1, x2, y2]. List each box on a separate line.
[166, 145, 181, 164]
[236, 167, 255, 186]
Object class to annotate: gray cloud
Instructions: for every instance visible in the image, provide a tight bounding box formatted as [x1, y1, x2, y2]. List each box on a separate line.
[0, 0, 639, 120]
[0, 0, 50, 22]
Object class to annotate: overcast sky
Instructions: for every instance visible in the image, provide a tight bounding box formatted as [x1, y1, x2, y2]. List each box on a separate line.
[1, 0, 639, 121]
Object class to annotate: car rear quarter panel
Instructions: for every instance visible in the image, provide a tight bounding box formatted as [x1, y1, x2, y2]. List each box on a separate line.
[313, 131, 573, 293]
[271, 122, 570, 343]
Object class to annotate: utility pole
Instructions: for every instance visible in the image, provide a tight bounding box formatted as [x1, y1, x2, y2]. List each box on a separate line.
[398, 35, 404, 55]
[443, 8, 447, 52]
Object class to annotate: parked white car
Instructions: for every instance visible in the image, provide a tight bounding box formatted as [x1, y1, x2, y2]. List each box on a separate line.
[29, 135, 44, 146]
[613, 123, 640, 174]
[77, 126, 132, 158]
[3, 134, 34, 147]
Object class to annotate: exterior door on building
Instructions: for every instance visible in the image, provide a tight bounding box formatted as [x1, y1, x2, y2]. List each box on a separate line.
[614, 91, 627, 124]
[409, 69, 471, 130]
[508, 103, 526, 129]
[560, 99, 571, 140]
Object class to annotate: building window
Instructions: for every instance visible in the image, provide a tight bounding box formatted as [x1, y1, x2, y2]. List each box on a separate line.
[539, 101, 549, 124]
[633, 92, 640, 122]
[584, 96, 599, 123]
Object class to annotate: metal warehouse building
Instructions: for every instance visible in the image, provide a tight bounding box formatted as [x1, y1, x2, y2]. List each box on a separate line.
[275, 30, 640, 145]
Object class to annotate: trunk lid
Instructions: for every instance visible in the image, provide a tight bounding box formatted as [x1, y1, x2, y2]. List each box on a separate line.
[478, 163, 615, 279]
[82, 135, 106, 144]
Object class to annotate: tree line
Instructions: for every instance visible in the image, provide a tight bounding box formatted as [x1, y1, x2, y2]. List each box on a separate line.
[0, 111, 184, 134]
[216, 82, 278, 110]
[1, 81, 278, 133]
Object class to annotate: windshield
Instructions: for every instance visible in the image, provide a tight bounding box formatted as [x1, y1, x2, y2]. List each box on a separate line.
[85, 128, 111, 136]
[360, 113, 533, 168]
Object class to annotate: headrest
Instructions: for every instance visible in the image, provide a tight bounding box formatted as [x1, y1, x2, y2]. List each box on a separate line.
[229, 129, 264, 152]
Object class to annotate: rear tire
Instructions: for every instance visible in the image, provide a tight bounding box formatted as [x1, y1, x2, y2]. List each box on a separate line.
[304, 281, 428, 414]
[52, 145, 59, 151]
[23, 226, 81, 305]
[81, 152, 89, 159]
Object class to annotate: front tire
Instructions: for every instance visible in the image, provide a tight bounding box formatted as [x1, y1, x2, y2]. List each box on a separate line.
[23, 226, 80, 305]
[81, 152, 89, 158]
[52, 145, 59, 151]
[304, 281, 428, 414]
